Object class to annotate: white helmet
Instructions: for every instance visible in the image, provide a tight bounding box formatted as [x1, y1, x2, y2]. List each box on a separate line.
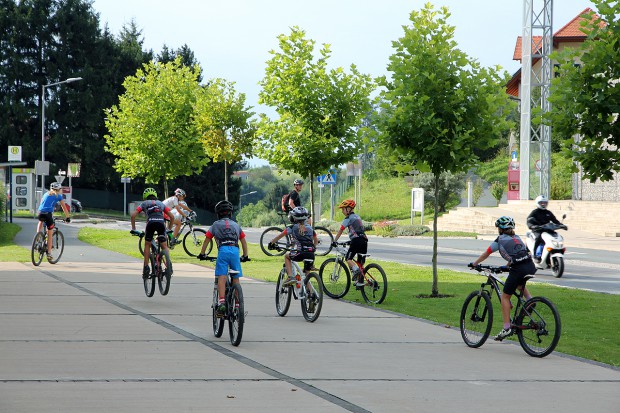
[174, 188, 186, 197]
[535, 195, 549, 210]
[50, 182, 62, 190]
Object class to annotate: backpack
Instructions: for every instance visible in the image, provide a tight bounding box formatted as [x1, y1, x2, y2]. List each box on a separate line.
[281, 193, 291, 212]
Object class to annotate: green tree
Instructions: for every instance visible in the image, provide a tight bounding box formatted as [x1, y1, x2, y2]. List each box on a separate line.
[194, 79, 255, 200]
[547, 2, 620, 182]
[377, 4, 512, 296]
[412, 172, 465, 212]
[257, 26, 374, 220]
[104, 58, 208, 191]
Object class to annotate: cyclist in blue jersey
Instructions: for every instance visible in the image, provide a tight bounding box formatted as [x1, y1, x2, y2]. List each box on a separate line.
[268, 206, 318, 286]
[469, 216, 537, 341]
[197, 200, 249, 316]
[130, 188, 175, 278]
[37, 182, 71, 260]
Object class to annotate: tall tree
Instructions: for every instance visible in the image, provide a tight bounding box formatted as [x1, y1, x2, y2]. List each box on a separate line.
[194, 79, 255, 200]
[257, 26, 374, 220]
[104, 58, 208, 191]
[547, 2, 620, 182]
[377, 4, 512, 296]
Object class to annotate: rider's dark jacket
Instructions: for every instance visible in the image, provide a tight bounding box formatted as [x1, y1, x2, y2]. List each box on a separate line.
[527, 208, 561, 229]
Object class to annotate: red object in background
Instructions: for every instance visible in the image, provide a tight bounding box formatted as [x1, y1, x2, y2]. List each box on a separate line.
[507, 161, 520, 200]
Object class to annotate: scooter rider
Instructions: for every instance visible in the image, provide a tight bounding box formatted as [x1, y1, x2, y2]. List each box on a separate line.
[526, 195, 566, 262]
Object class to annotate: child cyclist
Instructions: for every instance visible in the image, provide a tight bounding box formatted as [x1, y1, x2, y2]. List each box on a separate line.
[130, 188, 175, 278]
[268, 206, 318, 286]
[332, 199, 368, 286]
[197, 200, 249, 316]
[37, 182, 71, 261]
[163, 188, 193, 245]
[469, 216, 537, 341]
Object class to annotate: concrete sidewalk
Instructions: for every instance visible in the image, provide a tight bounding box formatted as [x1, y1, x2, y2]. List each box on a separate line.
[1, 260, 618, 413]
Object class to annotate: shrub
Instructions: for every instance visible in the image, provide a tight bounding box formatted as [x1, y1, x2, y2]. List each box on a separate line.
[490, 181, 505, 205]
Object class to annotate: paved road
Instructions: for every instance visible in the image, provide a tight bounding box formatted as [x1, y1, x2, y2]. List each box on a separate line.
[3, 218, 619, 412]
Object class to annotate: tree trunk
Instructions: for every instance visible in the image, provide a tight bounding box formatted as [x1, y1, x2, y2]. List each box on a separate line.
[224, 162, 228, 201]
[432, 172, 439, 297]
[164, 181, 169, 199]
[309, 174, 315, 226]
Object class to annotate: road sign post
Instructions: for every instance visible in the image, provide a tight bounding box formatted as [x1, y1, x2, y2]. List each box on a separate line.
[121, 177, 131, 216]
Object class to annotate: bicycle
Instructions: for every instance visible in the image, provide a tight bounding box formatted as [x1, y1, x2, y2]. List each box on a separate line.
[197, 255, 247, 346]
[318, 241, 387, 304]
[460, 264, 561, 357]
[31, 217, 66, 266]
[132, 231, 173, 297]
[260, 212, 334, 257]
[272, 246, 324, 322]
[138, 211, 211, 257]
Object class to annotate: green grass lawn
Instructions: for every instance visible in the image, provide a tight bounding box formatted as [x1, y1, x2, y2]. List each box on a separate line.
[75, 227, 620, 367]
[0, 222, 31, 262]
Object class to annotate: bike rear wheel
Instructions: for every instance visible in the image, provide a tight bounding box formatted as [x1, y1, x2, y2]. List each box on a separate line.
[319, 257, 351, 299]
[275, 268, 292, 316]
[47, 230, 64, 264]
[158, 248, 172, 295]
[143, 244, 157, 297]
[183, 228, 210, 257]
[301, 272, 323, 322]
[515, 296, 561, 357]
[31, 232, 45, 266]
[228, 283, 244, 346]
[313, 226, 334, 256]
[212, 283, 225, 337]
[360, 263, 388, 304]
[260, 227, 287, 256]
[460, 291, 493, 348]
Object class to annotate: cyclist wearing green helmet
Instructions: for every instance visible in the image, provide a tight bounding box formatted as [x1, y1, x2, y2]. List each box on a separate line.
[130, 188, 175, 278]
[469, 215, 536, 342]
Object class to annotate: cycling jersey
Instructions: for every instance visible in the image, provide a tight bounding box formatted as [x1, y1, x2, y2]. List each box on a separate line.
[340, 213, 367, 240]
[162, 196, 180, 211]
[487, 234, 531, 266]
[284, 224, 315, 253]
[206, 218, 245, 248]
[38, 192, 64, 213]
[136, 200, 170, 223]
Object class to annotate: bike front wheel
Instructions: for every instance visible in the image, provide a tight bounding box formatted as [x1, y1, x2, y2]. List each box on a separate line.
[313, 226, 334, 256]
[47, 230, 64, 264]
[212, 284, 225, 337]
[319, 258, 351, 299]
[183, 228, 210, 257]
[228, 283, 244, 346]
[361, 263, 387, 304]
[158, 248, 172, 295]
[460, 291, 493, 348]
[301, 272, 323, 322]
[260, 227, 287, 256]
[515, 296, 561, 357]
[31, 232, 45, 266]
[275, 268, 292, 316]
[551, 257, 564, 278]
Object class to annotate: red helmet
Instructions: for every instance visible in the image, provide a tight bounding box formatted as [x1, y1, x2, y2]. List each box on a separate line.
[338, 199, 356, 209]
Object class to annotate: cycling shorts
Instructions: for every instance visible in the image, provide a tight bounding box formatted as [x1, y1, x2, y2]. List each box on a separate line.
[37, 212, 55, 230]
[346, 237, 368, 262]
[503, 260, 537, 295]
[215, 245, 243, 278]
[144, 221, 167, 243]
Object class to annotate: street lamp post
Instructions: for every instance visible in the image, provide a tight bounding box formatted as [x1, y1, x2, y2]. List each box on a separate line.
[41, 77, 82, 191]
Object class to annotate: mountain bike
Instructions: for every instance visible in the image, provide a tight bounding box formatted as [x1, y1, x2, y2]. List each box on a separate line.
[273, 246, 323, 322]
[31, 217, 66, 266]
[132, 231, 173, 297]
[460, 264, 561, 357]
[260, 212, 333, 257]
[318, 241, 387, 304]
[138, 211, 211, 257]
[197, 255, 247, 346]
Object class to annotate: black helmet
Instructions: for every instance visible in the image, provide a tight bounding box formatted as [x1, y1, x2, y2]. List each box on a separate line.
[289, 206, 310, 223]
[215, 200, 233, 216]
[293, 179, 304, 185]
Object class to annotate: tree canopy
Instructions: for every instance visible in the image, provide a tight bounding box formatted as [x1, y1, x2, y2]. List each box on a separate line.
[377, 3, 512, 295]
[547, 1, 620, 182]
[104, 58, 208, 186]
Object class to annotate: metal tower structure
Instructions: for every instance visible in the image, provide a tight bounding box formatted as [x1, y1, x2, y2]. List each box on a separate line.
[520, 0, 553, 200]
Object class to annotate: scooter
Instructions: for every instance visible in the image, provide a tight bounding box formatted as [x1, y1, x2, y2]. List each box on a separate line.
[525, 215, 568, 278]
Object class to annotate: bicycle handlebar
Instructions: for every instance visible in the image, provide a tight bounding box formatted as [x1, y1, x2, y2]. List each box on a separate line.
[198, 254, 250, 262]
[467, 263, 509, 273]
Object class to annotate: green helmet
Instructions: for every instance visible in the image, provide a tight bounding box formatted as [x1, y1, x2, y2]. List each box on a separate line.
[495, 216, 515, 229]
[143, 187, 157, 200]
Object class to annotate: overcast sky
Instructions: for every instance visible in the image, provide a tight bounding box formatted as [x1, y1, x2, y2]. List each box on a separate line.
[91, 0, 594, 165]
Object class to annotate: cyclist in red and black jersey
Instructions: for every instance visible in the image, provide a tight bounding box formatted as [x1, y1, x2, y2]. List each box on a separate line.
[130, 188, 175, 278]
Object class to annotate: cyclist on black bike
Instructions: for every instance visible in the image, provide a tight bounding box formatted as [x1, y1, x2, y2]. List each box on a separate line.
[130, 188, 175, 278]
[268, 206, 318, 286]
[332, 199, 368, 287]
[197, 200, 249, 316]
[469, 216, 537, 341]
[163, 188, 193, 245]
[37, 182, 71, 261]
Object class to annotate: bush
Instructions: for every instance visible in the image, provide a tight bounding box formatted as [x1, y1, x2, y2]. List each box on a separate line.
[490, 181, 505, 205]
[237, 201, 281, 227]
[371, 220, 429, 237]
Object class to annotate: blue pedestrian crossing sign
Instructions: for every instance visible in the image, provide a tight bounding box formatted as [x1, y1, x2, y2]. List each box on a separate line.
[318, 171, 336, 185]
